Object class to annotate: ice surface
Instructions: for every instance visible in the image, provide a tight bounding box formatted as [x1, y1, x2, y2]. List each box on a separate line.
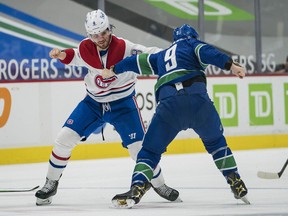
[0, 148, 287, 216]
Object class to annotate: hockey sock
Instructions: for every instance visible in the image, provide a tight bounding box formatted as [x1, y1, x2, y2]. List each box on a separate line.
[151, 165, 165, 188]
[132, 160, 154, 186]
[46, 127, 80, 180]
[47, 149, 70, 180]
[212, 146, 238, 177]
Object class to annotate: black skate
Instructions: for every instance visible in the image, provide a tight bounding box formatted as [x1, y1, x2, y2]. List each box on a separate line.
[227, 172, 250, 204]
[35, 178, 59, 206]
[112, 182, 151, 208]
[153, 184, 181, 202]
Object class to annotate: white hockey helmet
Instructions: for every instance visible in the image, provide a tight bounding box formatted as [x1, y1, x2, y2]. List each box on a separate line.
[85, 9, 110, 35]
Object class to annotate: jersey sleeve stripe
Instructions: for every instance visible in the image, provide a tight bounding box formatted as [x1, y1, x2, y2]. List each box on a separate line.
[195, 44, 209, 69]
[138, 54, 154, 75]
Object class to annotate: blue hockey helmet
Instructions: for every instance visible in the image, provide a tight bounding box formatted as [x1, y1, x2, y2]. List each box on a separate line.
[173, 24, 199, 41]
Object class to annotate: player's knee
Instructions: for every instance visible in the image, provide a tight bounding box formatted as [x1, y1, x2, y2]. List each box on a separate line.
[127, 141, 142, 161]
[203, 135, 227, 154]
[54, 127, 81, 152]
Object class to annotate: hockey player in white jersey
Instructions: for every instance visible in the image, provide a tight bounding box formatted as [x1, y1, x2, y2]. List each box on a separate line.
[35, 9, 179, 205]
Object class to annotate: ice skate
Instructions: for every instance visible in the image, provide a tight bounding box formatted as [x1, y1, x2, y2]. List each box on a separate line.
[35, 178, 59, 206]
[153, 184, 182, 202]
[227, 172, 250, 204]
[112, 182, 151, 208]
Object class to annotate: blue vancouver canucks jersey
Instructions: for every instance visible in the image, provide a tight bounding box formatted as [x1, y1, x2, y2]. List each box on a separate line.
[114, 38, 231, 95]
[113, 37, 241, 182]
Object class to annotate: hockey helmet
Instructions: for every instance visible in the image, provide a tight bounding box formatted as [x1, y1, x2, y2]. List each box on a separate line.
[173, 24, 199, 41]
[85, 9, 110, 35]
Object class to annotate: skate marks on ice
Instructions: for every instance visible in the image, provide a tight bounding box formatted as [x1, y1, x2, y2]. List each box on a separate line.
[0, 186, 287, 216]
[0, 148, 287, 216]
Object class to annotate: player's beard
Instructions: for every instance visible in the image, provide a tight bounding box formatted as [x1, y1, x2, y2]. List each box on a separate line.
[96, 34, 112, 50]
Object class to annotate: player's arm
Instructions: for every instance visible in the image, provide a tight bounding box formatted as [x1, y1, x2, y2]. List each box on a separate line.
[102, 53, 157, 78]
[194, 42, 246, 79]
[101, 55, 140, 79]
[49, 47, 78, 65]
[49, 39, 92, 66]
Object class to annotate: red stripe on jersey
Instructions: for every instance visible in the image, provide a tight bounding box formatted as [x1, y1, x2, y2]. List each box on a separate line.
[79, 36, 126, 69]
[60, 48, 75, 64]
[132, 96, 146, 133]
[95, 81, 135, 95]
[52, 151, 71, 161]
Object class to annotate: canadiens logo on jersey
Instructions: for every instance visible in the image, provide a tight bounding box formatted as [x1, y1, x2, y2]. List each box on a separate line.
[95, 75, 117, 88]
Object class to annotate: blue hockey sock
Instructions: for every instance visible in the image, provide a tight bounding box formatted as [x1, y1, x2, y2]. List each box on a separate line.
[131, 159, 154, 186]
[212, 146, 238, 177]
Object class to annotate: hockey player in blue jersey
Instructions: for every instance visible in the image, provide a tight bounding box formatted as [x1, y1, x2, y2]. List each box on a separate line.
[102, 24, 249, 208]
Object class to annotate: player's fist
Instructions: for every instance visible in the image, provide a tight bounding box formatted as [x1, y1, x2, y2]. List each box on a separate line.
[49, 48, 66, 60]
[231, 62, 246, 79]
[102, 68, 116, 79]
[49, 48, 61, 58]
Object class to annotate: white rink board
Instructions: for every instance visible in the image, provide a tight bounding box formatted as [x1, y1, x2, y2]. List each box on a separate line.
[0, 76, 288, 148]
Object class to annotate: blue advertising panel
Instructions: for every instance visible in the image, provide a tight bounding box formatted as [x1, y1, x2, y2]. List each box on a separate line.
[0, 3, 87, 83]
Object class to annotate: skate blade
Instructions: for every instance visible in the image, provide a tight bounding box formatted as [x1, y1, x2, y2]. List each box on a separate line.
[172, 197, 183, 203]
[240, 195, 250, 205]
[111, 198, 135, 209]
[36, 197, 53, 206]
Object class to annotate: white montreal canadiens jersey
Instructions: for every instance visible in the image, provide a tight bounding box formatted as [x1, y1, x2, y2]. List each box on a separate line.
[62, 35, 161, 103]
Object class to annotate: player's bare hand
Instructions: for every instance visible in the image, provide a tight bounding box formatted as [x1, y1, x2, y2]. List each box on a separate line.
[231, 62, 246, 79]
[49, 48, 66, 60]
[102, 68, 116, 79]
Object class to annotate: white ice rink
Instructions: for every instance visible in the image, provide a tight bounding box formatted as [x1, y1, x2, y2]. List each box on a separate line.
[0, 148, 287, 216]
